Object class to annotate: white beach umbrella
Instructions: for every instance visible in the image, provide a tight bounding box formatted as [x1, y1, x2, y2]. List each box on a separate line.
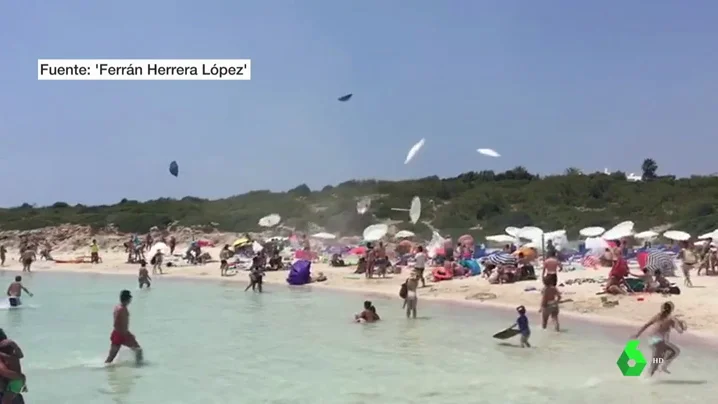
[363, 224, 388, 241]
[485, 234, 517, 243]
[477, 148, 500, 157]
[404, 138, 425, 164]
[258, 214, 281, 227]
[634, 230, 658, 239]
[409, 196, 421, 224]
[663, 230, 691, 241]
[697, 230, 718, 240]
[395, 230, 415, 239]
[148, 242, 170, 258]
[602, 221, 634, 241]
[579, 226, 605, 237]
[505, 227, 521, 237]
[311, 232, 336, 240]
[252, 241, 264, 253]
[356, 197, 371, 215]
[517, 226, 544, 240]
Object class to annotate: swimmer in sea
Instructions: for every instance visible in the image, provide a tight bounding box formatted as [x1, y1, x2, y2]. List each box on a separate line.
[355, 300, 380, 323]
[540, 274, 561, 331]
[105, 290, 143, 364]
[6, 277, 32, 308]
[632, 301, 685, 376]
[138, 261, 151, 289]
[513, 305, 531, 347]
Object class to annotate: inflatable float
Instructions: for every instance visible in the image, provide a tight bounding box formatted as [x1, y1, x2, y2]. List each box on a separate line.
[432, 267, 453, 281]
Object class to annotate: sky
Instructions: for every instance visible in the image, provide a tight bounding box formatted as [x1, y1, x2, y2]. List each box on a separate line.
[2, 0, 718, 207]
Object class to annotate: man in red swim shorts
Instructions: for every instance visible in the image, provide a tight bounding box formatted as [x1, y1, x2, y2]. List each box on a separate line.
[105, 290, 143, 364]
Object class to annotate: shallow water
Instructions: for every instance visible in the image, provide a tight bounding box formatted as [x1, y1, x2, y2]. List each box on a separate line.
[2, 271, 716, 404]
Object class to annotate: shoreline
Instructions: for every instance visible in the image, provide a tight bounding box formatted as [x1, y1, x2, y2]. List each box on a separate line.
[10, 253, 718, 348]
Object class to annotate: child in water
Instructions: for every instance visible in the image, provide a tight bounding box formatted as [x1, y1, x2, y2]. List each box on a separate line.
[138, 261, 151, 289]
[513, 305, 531, 347]
[355, 301, 380, 323]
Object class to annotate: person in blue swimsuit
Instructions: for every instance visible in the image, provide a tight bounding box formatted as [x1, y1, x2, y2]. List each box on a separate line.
[514, 306, 531, 348]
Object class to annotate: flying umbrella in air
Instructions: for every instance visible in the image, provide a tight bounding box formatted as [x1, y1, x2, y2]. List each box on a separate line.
[169, 161, 179, 177]
[338, 94, 353, 102]
[477, 148, 500, 158]
[404, 138, 425, 164]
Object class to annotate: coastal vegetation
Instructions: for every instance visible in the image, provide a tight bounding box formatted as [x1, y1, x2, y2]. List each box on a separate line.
[1, 159, 717, 238]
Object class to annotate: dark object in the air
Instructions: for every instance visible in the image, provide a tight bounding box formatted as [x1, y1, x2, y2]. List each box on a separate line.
[169, 161, 179, 177]
[338, 94, 352, 102]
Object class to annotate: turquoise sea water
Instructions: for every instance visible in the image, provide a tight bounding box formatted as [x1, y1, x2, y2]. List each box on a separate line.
[2, 271, 717, 404]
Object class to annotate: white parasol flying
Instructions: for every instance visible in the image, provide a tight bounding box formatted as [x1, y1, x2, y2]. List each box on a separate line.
[505, 227, 521, 237]
[477, 148, 500, 157]
[697, 230, 718, 240]
[485, 234, 517, 243]
[311, 232, 336, 240]
[602, 221, 634, 240]
[395, 230, 415, 239]
[579, 226, 605, 237]
[409, 196, 421, 224]
[634, 230, 658, 239]
[258, 214, 281, 228]
[663, 230, 691, 241]
[404, 138, 425, 164]
[356, 197, 371, 215]
[363, 224, 388, 242]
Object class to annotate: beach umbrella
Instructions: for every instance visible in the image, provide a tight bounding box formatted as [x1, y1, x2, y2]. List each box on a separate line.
[404, 138, 425, 164]
[579, 226, 605, 237]
[644, 250, 675, 275]
[338, 93, 352, 102]
[258, 214, 281, 228]
[602, 221, 634, 241]
[363, 224, 388, 241]
[483, 252, 517, 266]
[409, 196, 421, 224]
[311, 232, 336, 240]
[356, 197, 371, 215]
[663, 230, 690, 241]
[477, 148, 500, 158]
[485, 234, 517, 244]
[169, 161, 179, 177]
[634, 230, 658, 239]
[505, 227, 521, 237]
[395, 230, 415, 239]
[349, 246, 367, 255]
[697, 230, 718, 240]
[148, 242, 170, 257]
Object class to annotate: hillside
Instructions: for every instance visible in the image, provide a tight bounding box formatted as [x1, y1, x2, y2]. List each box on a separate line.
[1, 164, 718, 238]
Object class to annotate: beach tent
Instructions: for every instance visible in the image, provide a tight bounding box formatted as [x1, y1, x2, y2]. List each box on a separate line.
[287, 260, 312, 285]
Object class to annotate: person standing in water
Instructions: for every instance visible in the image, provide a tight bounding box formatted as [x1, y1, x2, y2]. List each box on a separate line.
[403, 272, 419, 319]
[633, 301, 685, 376]
[138, 261, 151, 289]
[355, 301, 380, 323]
[513, 305, 531, 348]
[6, 277, 32, 308]
[105, 290, 143, 364]
[540, 274, 561, 331]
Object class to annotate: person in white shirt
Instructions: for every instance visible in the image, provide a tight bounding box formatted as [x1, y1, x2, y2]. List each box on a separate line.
[413, 246, 427, 287]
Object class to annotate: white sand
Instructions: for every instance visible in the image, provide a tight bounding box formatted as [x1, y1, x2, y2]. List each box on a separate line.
[7, 245, 718, 341]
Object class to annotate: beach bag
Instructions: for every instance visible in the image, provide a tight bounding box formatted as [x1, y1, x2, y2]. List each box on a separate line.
[669, 286, 681, 295]
[150, 256, 157, 265]
[399, 282, 408, 299]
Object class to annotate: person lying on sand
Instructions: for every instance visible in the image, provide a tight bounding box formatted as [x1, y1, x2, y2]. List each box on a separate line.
[355, 301, 380, 323]
[633, 302, 685, 376]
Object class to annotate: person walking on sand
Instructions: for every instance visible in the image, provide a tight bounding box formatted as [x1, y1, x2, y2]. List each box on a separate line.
[540, 275, 561, 331]
[105, 290, 143, 364]
[402, 272, 419, 319]
[541, 250, 561, 285]
[151, 250, 163, 275]
[0, 246, 6, 267]
[6, 277, 32, 308]
[633, 301, 685, 376]
[90, 239, 100, 264]
[169, 236, 176, 255]
[19, 251, 34, 273]
[219, 245, 231, 277]
[413, 246, 427, 288]
[678, 241, 695, 287]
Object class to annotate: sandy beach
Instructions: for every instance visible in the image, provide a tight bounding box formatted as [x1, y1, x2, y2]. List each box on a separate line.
[5, 243, 718, 343]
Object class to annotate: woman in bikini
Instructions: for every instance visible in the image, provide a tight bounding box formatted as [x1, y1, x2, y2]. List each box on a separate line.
[633, 301, 685, 376]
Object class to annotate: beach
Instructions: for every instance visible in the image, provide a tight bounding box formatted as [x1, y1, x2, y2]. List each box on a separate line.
[7, 243, 718, 342]
[7, 269, 718, 404]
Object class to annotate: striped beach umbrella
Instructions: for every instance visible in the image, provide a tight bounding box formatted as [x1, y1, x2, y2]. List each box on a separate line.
[644, 250, 675, 276]
[483, 252, 517, 266]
